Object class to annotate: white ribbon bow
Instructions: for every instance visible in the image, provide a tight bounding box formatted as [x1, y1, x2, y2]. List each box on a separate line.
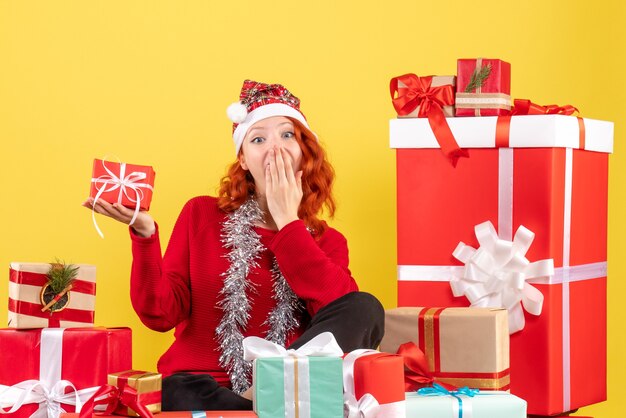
[91, 159, 153, 238]
[343, 392, 380, 418]
[243, 332, 343, 360]
[0, 379, 99, 418]
[342, 349, 381, 418]
[451, 221, 554, 334]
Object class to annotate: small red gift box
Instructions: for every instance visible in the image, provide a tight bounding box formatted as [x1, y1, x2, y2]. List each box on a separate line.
[0, 327, 132, 418]
[390, 115, 612, 415]
[455, 58, 511, 116]
[343, 350, 405, 418]
[8, 262, 96, 328]
[90, 159, 155, 212]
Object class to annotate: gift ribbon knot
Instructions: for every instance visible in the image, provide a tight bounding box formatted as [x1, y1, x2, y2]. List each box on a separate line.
[451, 220, 554, 334]
[79, 384, 154, 418]
[418, 383, 479, 418]
[0, 379, 98, 418]
[91, 160, 154, 238]
[390, 74, 469, 167]
[243, 331, 343, 359]
[396, 342, 457, 392]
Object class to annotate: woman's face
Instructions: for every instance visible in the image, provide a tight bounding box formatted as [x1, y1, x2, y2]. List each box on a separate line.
[240, 116, 303, 195]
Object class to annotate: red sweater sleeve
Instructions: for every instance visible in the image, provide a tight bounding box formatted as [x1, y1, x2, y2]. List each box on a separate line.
[268, 220, 359, 316]
[129, 201, 193, 332]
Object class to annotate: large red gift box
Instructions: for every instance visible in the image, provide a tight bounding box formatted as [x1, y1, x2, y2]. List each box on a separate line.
[90, 159, 155, 212]
[0, 328, 132, 418]
[343, 350, 405, 418]
[455, 58, 511, 116]
[389, 115, 612, 416]
[8, 262, 96, 329]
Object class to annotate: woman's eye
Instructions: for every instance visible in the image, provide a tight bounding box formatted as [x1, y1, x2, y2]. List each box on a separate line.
[251, 137, 264, 144]
[282, 131, 295, 139]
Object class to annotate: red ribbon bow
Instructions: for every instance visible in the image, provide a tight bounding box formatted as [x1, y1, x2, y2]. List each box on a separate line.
[79, 384, 155, 418]
[510, 99, 579, 116]
[396, 342, 456, 392]
[390, 74, 469, 167]
[496, 99, 585, 149]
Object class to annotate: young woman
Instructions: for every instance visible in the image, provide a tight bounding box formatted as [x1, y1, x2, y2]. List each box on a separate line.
[84, 80, 384, 410]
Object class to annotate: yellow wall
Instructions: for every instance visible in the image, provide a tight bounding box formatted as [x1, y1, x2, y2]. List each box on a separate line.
[0, 1, 623, 416]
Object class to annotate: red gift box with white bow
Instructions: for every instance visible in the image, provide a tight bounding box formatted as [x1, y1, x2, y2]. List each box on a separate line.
[0, 328, 132, 418]
[343, 350, 406, 418]
[90, 159, 155, 212]
[389, 114, 612, 415]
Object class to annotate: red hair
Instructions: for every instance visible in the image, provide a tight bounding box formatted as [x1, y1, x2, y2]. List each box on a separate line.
[217, 119, 336, 235]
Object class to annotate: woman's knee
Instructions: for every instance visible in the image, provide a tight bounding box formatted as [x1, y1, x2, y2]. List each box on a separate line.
[341, 291, 385, 327]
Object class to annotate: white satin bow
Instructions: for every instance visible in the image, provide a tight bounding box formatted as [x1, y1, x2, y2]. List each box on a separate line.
[451, 221, 554, 334]
[0, 380, 98, 418]
[342, 349, 381, 418]
[243, 331, 343, 360]
[91, 159, 153, 238]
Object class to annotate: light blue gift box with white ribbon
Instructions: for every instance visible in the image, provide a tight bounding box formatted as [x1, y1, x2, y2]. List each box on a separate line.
[243, 332, 344, 418]
[405, 384, 526, 418]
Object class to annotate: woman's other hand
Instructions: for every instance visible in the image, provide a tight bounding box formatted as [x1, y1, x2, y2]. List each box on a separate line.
[82, 197, 156, 237]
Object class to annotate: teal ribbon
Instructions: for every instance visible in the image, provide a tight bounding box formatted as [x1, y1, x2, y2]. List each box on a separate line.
[417, 383, 480, 418]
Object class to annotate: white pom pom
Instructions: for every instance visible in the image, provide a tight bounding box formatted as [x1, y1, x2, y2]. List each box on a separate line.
[227, 102, 248, 124]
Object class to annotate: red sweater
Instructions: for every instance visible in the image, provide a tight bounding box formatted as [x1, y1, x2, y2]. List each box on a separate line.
[129, 196, 358, 386]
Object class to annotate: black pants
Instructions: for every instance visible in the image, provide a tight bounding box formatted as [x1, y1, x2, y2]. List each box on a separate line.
[162, 291, 385, 411]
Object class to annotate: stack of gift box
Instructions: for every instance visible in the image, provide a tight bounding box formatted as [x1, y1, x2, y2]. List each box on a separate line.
[1, 161, 166, 418]
[386, 58, 611, 417]
[1, 161, 260, 418]
[0, 262, 166, 418]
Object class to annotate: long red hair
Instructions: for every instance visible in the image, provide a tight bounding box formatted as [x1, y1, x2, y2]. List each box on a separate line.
[217, 119, 336, 235]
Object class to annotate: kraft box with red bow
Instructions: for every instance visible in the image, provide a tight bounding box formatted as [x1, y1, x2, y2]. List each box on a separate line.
[391, 75, 456, 118]
[8, 262, 96, 329]
[389, 113, 612, 415]
[0, 327, 132, 418]
[380, 307, 509, 392]
[343, 350, 406, 418]
[455, 58, 511, 116]
[108, 371, 160, 417]
[77, 370, 161, 418]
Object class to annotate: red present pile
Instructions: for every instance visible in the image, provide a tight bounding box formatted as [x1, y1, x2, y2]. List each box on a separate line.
[389, 59, 611, 416]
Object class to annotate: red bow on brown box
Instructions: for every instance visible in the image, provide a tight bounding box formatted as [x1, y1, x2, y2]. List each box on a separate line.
[396, 341, 457, 392]
[390, 74, 469, 167]
[80, 371, 161, 418]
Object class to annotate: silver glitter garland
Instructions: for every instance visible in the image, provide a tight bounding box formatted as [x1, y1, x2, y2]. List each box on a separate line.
[215, 199, 302, 394]
[263, 259, 303, 345]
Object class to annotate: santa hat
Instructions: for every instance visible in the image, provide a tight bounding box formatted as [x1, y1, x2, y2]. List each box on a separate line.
[227, 80, 315, 154]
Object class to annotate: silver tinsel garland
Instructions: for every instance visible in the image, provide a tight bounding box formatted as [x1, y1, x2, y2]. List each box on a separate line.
[215, 199, 302, 394]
